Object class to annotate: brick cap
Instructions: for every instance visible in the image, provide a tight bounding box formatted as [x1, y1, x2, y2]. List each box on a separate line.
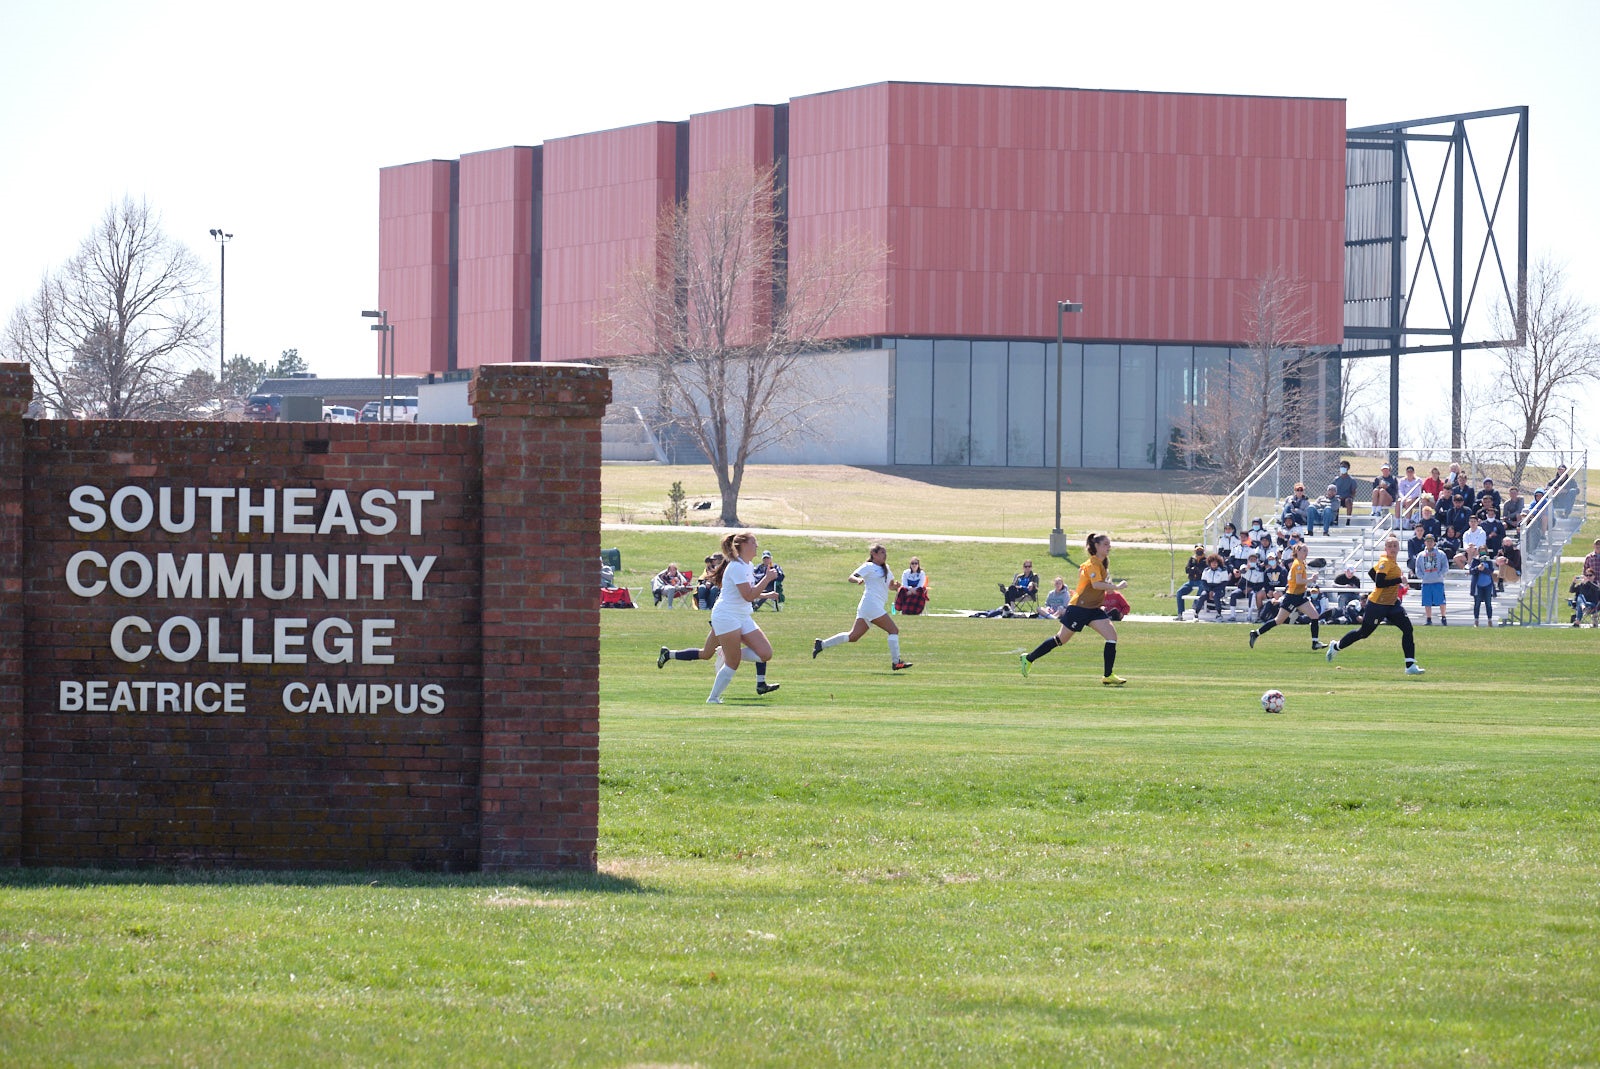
[470, 363, 612, 419]
[0, 362, 33, 404]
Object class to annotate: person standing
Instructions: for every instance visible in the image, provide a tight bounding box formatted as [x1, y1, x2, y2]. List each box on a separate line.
[1019, 532, 1128, 685]
[814, 543, 912, 670]
[1468, 548, 1498, 626]
[659, 532, 780, 702]
[1249, 542, 1326, 651]
[1413, 533, 1451, 626]
[1325, 536, 1425, 674]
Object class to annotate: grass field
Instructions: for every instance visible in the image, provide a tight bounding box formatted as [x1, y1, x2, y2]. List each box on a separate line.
[3, 519, 1598, 1066]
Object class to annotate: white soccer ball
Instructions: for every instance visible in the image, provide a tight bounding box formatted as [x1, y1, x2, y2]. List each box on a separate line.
[1260, 689, 1286, 714]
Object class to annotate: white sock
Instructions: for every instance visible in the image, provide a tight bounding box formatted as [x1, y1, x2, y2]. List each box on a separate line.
[821, 632, 851, 649]
[708, 664, 735, 702]
[887, 634, 901, 662]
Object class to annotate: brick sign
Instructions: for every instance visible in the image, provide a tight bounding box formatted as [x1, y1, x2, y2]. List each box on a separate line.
[0, 362, 609, 872]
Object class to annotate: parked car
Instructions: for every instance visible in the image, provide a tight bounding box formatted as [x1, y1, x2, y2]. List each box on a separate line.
[359, 397, 419, 423]
[322, 405, 360, 424]
[243, 393, 282, 421]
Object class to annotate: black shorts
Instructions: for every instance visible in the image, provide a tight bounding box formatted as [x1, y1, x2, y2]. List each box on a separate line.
[1281, 592, 1311, 612]
[1364, 601, 1409, 626]
[1062, 605, 1109, 632]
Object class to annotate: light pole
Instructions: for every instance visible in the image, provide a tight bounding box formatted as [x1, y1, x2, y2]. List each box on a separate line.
[209, 229, 232, 398]
[1050, 300, 1085, 557]
[361, 309, 392, 419]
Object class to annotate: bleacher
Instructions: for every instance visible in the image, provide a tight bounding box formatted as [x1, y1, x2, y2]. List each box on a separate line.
[1201, 448, 1588, 626]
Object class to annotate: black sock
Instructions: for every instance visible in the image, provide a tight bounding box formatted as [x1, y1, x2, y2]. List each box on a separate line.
[755, 661, 767, 681]
[1103, 641, 1117, 676]
[672, 649, 700, 661]
[1257, 620, 1276, 635]
[1310, 620, 1320, 640]
[1025, 636, 1059, 662]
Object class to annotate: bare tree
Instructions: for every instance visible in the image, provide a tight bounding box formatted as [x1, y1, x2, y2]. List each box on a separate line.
[1178, 268, 1320, 488]
[1480, 257, 1600, 484]
[3, 198, 211, 418]
[602, 163, 885, 526]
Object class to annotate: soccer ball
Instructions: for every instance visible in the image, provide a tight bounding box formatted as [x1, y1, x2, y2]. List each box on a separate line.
[1260, 689, 1286, 714]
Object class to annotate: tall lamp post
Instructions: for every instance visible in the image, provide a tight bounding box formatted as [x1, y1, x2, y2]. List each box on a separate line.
[361, 309, 392, 419]
[1050, 300, 1085, 557]
[209, 229, 233, 398]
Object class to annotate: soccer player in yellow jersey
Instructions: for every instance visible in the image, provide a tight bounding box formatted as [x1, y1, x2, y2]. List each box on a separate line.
[1325, 536, 1426, 674]
[1249, 542, 1326, 651]
[1020, 532, 1128, 686]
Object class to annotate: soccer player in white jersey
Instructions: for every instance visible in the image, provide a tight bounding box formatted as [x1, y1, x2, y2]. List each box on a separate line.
[813, 543, 912, 670]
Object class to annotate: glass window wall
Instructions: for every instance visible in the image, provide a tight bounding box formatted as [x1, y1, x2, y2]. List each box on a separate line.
[893, 340, 933, 464]
[1006, 342, 1045, 467]
[1118, 344, 1156, 469]
[969, 342, 1008, 466]
[931, 340, 972, 464]
[1080, 344, 1119, 467]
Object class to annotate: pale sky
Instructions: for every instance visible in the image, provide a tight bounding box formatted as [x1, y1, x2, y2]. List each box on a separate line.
[3, 0, 1597, 452]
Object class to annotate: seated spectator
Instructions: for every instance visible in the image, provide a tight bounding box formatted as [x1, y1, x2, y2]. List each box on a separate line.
[1308, 485, 1339, 536]
[1480, 508, 1506, 554]
[1000, 560, 1040, 607]
[1417, 499, 1440, 539]
[600, 559, 616, 589]
[1406, 523, 1428, 577]
[1477, 477, 1502, 518]
[1280, 485, 1311, 527]
[1370, 463, 1398, 517]
[1449, 471, 1476, 512]
[1333, 565, 1362, 588]
[1102, 588, 1131, 620]
[1396, 465, 1423, 523]
[1440, 496, 1472, 541]
[651, 562, 693, 607]
[752, 550, 785, 612]
[1333, 461, 1359, 525]
[1175, 545, 1207, 619]
[1550, 464, 1579, 514]
[1041, 575, 1070, 620]
[1199, 553, 1234, 620]
[1245, 517, 1270, 549]
[1279, 514, 1306, 543]
[1524, 488, 1552, 552]
[695, 554, 723, 609]
[1501, 486, 1525, 530]
[1570, 569, 1600, 627]
[1421, 466, 1447, 504]
[1454, 515, 1487, 568]
[894, 556, 928, 615]
[1494, 538, 1521, 592]
[1263, 550, 1289, 595]
[1233, 551, 1269, 614]
[1585, 538, 1600, 583]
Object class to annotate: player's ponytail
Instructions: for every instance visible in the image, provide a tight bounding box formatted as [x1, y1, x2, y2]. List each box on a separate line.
[712, 531, 755, 585]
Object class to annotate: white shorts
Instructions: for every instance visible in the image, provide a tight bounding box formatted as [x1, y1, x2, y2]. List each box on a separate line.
[856, 598, 889, 622]
[710, 613, 759, 637]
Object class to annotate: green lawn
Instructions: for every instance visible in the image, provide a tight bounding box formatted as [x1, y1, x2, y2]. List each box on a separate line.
[3, 534, 1598, 1067]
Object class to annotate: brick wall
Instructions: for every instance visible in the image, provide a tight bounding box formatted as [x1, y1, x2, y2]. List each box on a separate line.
[0, 361, 609, 872]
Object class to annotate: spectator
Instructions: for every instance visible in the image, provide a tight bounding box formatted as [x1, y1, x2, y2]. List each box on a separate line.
[1454, 515, 1487, 568]
[1549, 464, 1579, 514]
[1414, 533, 1451, 626]
[1175, 545, 1207, 620]
[600, 559, 616, 589]
[1477, 478, 1502, 518]
[1447, 469, 1476, 512]
[1246, 517, 1270, 549]
[1416, 498, 1441, 539]
[1199, 553, 1233, 621]
[1440, 495, 1473, 542]
[1216, 522, 1244, 564]
[1263, 550, 1289, 596]
[1406, 523, 1428, 577]
[1396, 465, 1423, 523]
[1480, 508, 1506, 555]
[1234, 550, 1269, 615]
[1501, 486, 1525, 530]
[752, 550, 785, 612]
[1042, 575, 1071, 620]
[1308, 485, 1339, 536]
[1468, 548, 1497, 626]
[1421, 466, 1447, 503]
[1494, 538, 1521, 593]
[1000, 560, 1040, 607]
[1524, 487, 1552, 553]
[1585, 538, 1600, 581]
[1371, 463, 1398, 518]
[695, 554, 723, 609]
[1333, 461, 1359, 525]
[1280, 485, 1311, 528]
[652, 562, 693, 608]
[894, 555, 929, 615]
[1570, 569, 1600, 628]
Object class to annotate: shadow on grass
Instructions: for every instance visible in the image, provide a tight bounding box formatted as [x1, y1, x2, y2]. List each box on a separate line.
[0, 866, 652, 895]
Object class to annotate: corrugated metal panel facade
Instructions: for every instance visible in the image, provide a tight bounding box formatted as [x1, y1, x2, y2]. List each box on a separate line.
[456, 146, 538, 368]
[378, 160, 455, 374]
[688, 106, 778, 349]
[541, 123, 678, 361]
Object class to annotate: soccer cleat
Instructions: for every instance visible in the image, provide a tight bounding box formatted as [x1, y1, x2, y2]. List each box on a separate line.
[1248, 630, 1258, 648]
[657, 646, 670, 669]
[891, 660, 913, 671]
[1018, 654, 1030, 678]
[1325, 641, 1339, 662]
[1101, 674, 1127, 687]
[706, 696, 723, 704]
[812, 638, 823, 659]
[1311, 640, 1326, 651]
[1405, 663, 1426, 675]
[756, 682, 780, 695]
